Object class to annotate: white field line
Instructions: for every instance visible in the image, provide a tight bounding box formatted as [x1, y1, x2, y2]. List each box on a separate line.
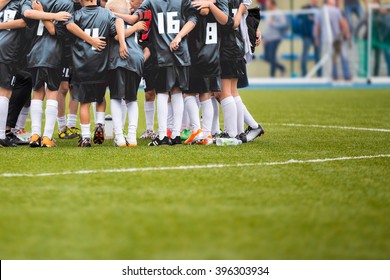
[265, 123, 390, 133]
[1, 154, 390, 178]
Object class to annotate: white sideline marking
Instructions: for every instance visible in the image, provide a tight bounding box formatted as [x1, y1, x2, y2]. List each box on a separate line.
[266, 123, 390, 133]
[1, 154, 390, 178]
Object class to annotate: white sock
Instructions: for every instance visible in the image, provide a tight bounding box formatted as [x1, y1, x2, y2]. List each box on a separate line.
[127, 101, 138, 136]
[144, 101, 154, 131]
[167, 102, 174, 131]
[43, 99, 58, 138]
[121, 99, 127, 130]
[15, 106, 30, 130]
[57, 116, 66, 130]
[184, 95, 200, 132]
[181, 110, 190, 131]
[234, 96, 245, 134]
[92, 102, 97, 124]
[200, 99, 213, 136]
[80, 123, 91, 139]
[171, 93, 184, 138]
[96, 112, 105, 125]
[221, 96, 237, 137]
[157, 94, 169, 139]
[195, 94, 200, 108]
[0, 96, 10, 139]
[66, 114, 77, 128]
[110, 99, 123, 138]
[30, 99, 43, 136]
[211, 97, 220, 135]
[243, 104, 258, 128]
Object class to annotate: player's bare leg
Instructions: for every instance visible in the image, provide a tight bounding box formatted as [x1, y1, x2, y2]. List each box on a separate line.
[79, 102, 92, 147]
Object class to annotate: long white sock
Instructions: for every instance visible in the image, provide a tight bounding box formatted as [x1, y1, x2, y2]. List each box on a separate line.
[96, 112, 105, 125]
[144, 101, 154, 131]
[43, 99, 58, 138]
[171, 93, 184, 138]
[57, 116, 66, 130]
[80, 123, 91, 139]
[67, 114, 77, 128]
[30, 99, 43, 136]
[167, 102, 174, 131]
[200, 99, 213, 136]
[121, 99, 127, 130]
[0, 96, 9, 139]
[243, 103, 258, 128]
[211, 97, 220, 135]
[127, 101, 138, 135]
[15, 106, 30, 130]
[110, 99, 123, 138]
[221, 96, 237, 137]
[157, 94, 169, 139]
[92, 102, 97, 124]
[181, 110, 190, 131]
[234, 96, 245, 134]
[184, 95, 200, 132]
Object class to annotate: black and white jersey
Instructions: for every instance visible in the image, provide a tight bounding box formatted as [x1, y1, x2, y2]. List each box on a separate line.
[109, 24, 144, 77]
[188, 0, 229, 70]
[0, 0, 26, 64]
[220, 0, 245, 61]
[21, 0, 74, 69]
[67, 5, 116, 83]
[134, 0, 198, 67]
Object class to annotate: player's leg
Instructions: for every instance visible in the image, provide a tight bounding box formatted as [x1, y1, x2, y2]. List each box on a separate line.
[197, 91, 214, 145]
[78, 102, 92, 147]
[94, 99, 106, 145]
[231, 78, 246, 142]
[29, 80, 45, 147]
[220, 78, 238, 138]
[141, 89, 156, 139]
[170, 86, 184, 145]
[183, 92, 203, 144]
[125, 72, 141, 147]
[167, 99, 173, 138]
[0, 86, 15, 147]
[57, 80, 68, 138]
[211, 92, 220, 137]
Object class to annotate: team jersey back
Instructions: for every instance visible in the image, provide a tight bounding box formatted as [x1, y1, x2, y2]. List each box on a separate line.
[188, 0, 228, 68]
[0, 0, 25, 64]
[220, 0, 245, 61]
[109, 25, 144, 76]
[135, 0, 197, 67]
[22, 0, 74, 69]
[69, 5, 116, 83]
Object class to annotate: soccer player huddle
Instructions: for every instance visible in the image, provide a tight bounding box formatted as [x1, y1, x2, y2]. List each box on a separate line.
[0, 0, 264, 148]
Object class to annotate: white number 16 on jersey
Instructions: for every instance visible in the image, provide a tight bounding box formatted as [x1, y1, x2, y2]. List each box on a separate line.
[157, 12, 180, 34]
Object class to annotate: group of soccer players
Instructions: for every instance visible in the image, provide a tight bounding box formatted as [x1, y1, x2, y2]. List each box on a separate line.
[0, 0, 265, 148]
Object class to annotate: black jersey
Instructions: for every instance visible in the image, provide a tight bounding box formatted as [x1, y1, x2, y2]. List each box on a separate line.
[109, 24, 144, 77]
[220, 0, 245, 61]
[188, 0, 228, 69]
[134, 0, 198, 67]
[21, 0, 74, 69]
[0, 0, 25, 64]
[67, 5, 116, 83]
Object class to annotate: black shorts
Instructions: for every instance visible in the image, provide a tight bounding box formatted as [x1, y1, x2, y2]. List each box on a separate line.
[108, 68, 141, 102]
[61, 67, 71, 82]
[220, 58, 246, 79]
[143, 60, 159, 92]
[0, 63, 16, 90]
[155, 66, 189, 93]
[186, 65, 221, 94]
[29, 67, 62, 91]
[71, 83, 107, 104]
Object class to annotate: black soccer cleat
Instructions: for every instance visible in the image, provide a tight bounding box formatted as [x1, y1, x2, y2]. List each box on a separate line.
[6, 131, 29, 146]
[237, 132, 248, 143]
[245, 124, 265, 142]
[93, 123, 105, 145]
[170, 136, 182, 145]
[78, 137, 92, 147]
[148, 136, 170, 146]
[0, 137, 17, 147]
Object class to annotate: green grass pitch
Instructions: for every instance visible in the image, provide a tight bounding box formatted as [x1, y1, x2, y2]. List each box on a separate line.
[1, 88, 390, 259]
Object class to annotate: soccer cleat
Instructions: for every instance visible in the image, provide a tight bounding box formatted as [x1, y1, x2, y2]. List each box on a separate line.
[148, 136, 170, 146]
[184, 129, 204, 145]
[237, 132, 248, 143]
[245, 124, 265, 142]
[58, 126, 68, 139]
[68, 127, 81, 138]
[196, 135, 214, 146]
[6, 131, 29, 146]
[93, 123, 105, 145]
[126, 134, 137, 147]
[114, 136, 127, 147]
[140, 129, 157, 140]
[78, 137, 92, 147]
[41, 136, 57, 148]
[170, 136, 182, 145]
[29, 134, 41, 148]
[0, 137, 18, 147]
[180, 129, 191, 140]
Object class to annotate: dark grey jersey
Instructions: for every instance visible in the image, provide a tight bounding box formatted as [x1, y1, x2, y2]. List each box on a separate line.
[67, 5, 116, 83]
[22, 0, 74, 69]
[0, 0, 26, 64]
[109, 25, 144, 76]
[134, 0, 197, 67]
[188, 0, 228, 68]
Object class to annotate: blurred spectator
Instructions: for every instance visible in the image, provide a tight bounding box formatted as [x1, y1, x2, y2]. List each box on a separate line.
[373, 4, 390, 76]
[343, 0, 367, 35]
[263, 0, 288, 77]
[299, 0, 321, 77]
[257, 0, 266, 11]
[314, 0, 352, 80]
